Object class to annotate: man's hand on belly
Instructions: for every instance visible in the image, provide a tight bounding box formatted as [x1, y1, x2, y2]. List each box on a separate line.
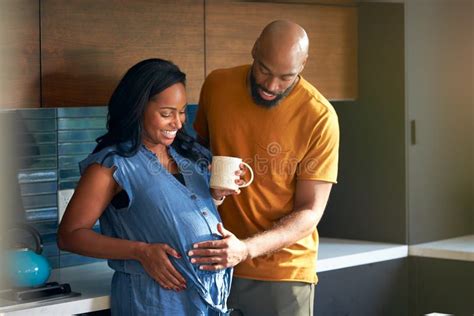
[188, 223, 249, 271]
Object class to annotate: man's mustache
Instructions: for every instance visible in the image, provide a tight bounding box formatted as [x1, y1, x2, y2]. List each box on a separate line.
[257, 85, 282, 96]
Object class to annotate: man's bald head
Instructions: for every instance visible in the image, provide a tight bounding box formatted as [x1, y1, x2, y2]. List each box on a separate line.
[252, 20, 309, 73]
[249, 20, 309, 107]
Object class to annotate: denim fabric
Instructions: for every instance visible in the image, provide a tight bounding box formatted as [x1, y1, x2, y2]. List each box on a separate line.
[79, 143, 232, 315]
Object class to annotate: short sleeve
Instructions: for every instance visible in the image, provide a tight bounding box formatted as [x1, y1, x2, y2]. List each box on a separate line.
[79, 147, 133, 207]
[297, 110, 340, 183]
[193, 75, 211, 142]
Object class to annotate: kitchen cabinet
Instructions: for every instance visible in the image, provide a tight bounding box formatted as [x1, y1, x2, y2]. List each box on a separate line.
[319, 1, 473, 314]
[404, 1, 473, 309]
[0, 0, 358, 109]
[205, 0, 358, 101]
[0, 0, 40, 109]
[405, 0, 473, 244]
[41, 0, 205, 107]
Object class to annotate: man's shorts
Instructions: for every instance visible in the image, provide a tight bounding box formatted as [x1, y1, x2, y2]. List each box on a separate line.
[228, 277, 315, 316]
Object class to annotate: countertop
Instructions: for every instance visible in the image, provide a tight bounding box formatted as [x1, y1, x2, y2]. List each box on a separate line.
[2, 236, 472, 315]
[0, 262, 112, 315]
[317, 237, 407, 272]
[408, 234, 474, 262]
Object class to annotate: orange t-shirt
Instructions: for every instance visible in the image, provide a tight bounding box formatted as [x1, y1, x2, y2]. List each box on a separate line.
[194, 65, 339, 283]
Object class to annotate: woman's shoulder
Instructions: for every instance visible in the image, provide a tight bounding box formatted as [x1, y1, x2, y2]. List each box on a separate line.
[79, 142, 132, 175]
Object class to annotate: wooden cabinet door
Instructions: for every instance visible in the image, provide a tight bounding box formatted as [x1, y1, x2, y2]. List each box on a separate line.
[0, 0, 40, 108]
[205, 0, 358, 100]
[41, 0, 204, 107]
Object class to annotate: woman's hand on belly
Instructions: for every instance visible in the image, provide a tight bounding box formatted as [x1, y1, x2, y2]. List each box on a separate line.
[136, 242, 187, 291]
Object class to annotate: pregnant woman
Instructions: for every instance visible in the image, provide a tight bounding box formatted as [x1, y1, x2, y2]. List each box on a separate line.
[58, 58, 235, 315]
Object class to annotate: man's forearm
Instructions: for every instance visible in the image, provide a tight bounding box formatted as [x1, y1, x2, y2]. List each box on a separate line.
[244, 207, 324, 259]
[188, 180, 332, 270]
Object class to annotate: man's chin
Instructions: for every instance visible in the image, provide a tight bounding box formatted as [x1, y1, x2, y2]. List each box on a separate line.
[251, 94, 283, 108]
[249, 72, 286, 107]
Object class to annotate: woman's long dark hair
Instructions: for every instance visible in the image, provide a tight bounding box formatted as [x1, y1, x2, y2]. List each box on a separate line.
[94, 58, 207, 163]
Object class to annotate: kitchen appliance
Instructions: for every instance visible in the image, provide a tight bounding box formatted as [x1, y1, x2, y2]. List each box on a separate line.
[3, 223, 51, 288]
[0, 223, 79, 302]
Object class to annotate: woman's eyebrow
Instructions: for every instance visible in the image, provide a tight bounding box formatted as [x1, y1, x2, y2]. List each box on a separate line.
[159, 104, 187, 111]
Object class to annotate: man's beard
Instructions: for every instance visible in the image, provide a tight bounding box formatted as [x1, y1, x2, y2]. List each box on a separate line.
[249, 71, 295, 108]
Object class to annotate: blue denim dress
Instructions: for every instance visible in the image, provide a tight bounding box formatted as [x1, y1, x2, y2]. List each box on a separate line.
[79, 143, 232, 316]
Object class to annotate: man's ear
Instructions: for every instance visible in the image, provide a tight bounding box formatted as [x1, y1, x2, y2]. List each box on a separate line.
[251, 40, 258, 59]
[299, 54, 308, 73]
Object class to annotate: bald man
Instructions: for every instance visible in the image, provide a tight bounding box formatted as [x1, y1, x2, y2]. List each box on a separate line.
[191, 20, 339, 315]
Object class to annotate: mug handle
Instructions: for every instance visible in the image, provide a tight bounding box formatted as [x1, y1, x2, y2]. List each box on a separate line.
[238, 162, 254, 188]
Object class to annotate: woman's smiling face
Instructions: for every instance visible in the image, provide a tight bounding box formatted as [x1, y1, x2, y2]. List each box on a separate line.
[142, 83, 187, 148]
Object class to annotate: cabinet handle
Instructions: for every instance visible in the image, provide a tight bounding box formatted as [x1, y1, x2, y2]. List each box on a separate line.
[410, 120, 416, 145]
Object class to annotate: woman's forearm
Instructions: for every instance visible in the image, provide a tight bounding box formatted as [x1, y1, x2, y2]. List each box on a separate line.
[58, 228, 146, 261]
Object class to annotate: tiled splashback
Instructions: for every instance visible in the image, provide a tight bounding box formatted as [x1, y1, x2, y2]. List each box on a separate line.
[5, 105, 198, 269]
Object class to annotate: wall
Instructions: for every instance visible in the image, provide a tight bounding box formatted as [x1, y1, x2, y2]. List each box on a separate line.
[405, 0, 474, 243]
[319, 2, 406, 244]
[0, 107, 106, 270]
[0, 113, 23, 288]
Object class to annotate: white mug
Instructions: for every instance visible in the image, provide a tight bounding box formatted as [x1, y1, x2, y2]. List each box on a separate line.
[210, 156, 254, 191]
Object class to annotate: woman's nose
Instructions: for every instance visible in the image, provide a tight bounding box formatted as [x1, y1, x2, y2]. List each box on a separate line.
[172, 113, 183, 129]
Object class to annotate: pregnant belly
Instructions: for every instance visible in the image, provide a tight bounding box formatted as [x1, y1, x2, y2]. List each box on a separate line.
[176, 210, 221, 245]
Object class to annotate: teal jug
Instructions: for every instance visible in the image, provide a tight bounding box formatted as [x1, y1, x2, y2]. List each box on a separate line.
[4, 223, 51, 288]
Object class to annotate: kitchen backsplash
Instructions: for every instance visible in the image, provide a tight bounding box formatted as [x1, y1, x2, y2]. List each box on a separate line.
[3, 105, 198, 269]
